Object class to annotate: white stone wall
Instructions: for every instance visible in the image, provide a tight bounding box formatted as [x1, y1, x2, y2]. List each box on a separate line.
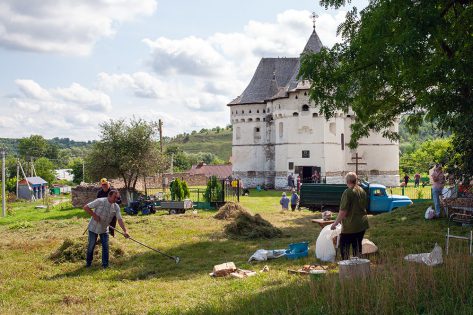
[230, 89, 400, 189]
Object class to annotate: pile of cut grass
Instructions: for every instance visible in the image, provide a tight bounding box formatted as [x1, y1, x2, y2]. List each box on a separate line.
[224, 211, 282, 239]
[214, 202, 250, 220]
[49, 237, 126, 263]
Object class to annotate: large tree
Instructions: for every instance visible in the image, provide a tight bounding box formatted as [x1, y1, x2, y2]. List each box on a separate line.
[86, 118, 169, 193]
[300, 0, 473, 175]
[18, 135, 59, 161]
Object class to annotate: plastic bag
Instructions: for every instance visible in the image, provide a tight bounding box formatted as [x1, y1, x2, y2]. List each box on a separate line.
[404, 243, 443, 266]
[315, 224, 341, 262]
[424, 206, 435, 220]
[248, 249, 286, 262]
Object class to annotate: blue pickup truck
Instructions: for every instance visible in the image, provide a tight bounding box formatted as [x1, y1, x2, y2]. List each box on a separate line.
[299, 182, 412, 213]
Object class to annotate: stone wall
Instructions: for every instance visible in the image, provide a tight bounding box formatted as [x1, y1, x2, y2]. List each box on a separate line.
[71, 185, 131, 208]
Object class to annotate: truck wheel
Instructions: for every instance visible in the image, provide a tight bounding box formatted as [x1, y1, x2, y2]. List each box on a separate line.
[169, 209, 177, 215]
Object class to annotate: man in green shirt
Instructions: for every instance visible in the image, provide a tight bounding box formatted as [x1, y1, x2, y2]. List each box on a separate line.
[331, 172, 369, 260]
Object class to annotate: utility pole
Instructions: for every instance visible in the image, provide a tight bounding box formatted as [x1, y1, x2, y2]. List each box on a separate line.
[2, 149, 6, 217]
[16, 162, 19, 197]
[158, 119, 163, 153]
[170, 153, 174, 174]
[30, 157, 34, 177]
[82, 160, 85, 183]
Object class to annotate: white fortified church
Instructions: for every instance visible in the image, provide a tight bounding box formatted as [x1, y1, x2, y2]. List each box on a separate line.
[228, 23, 400, 189]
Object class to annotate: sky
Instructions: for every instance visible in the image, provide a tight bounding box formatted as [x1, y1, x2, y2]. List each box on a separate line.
[0, 0, 367, 141]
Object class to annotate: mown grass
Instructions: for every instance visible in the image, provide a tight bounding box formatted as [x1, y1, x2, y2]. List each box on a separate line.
[0, 192, 471, 314]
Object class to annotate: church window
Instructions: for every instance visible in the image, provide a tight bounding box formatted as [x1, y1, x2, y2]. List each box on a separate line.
[329, 122, 336, 135]
[249, 110, 252, 113]
[313, 113, 318, 117]
[304, 92, 307, 96]
[279, 122, 283, 138]
[288, 162, 294, 170]
[293, 112, 299, 117]
[256, 118, 260, 122]
[341, 133, 345, 150]
[242, 110, 245, 114]
[235, 110, 238, 114]
[255, 127, 260, 132]
[263, 109, 266, 113]
[302, 150, 310, 158]
[241, 119, 245, 122]
[347, 114, 351, 118]
[257, 109, 259, 113]
[302, 104, 309, 111]
[295, 95, 298, 99]
[263, 118, 266, 122]
[236, 127, 241, 140]
[267, 108, 270, 113]
[248, 118, 253, 122]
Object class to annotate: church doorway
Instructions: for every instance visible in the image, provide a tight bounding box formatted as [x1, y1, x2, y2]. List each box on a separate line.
[295, 166, 321, 183]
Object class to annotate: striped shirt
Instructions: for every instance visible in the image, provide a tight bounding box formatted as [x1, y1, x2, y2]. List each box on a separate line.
[87, 198, 122, 234]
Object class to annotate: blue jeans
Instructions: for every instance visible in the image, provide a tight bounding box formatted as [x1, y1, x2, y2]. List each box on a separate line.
[86, 231, 109, 267]
[432, 187, 444, 216]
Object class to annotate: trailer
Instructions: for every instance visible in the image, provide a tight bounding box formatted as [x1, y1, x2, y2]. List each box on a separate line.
[159, 199, 193, 215]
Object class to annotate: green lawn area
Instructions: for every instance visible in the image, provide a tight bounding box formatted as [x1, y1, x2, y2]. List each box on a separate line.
[1, 192, 472, 314]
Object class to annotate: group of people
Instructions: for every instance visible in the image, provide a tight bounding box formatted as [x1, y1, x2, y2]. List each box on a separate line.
[280, 189, 300, 211]
[403, 172, 422, 187]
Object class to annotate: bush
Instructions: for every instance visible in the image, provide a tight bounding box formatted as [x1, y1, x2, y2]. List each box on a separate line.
[204, 176, 223, 202]
[170, 178, 190, 201]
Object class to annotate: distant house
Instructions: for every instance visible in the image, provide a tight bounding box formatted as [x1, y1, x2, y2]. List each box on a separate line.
[55, 169, 74, 181]
[189, 163, 232, 179]
[18, 176, 48, 200]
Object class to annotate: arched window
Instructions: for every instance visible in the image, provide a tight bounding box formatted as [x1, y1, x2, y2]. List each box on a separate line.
[279, 122, 283, 138]
[257, 109, 259, 113]
[293, 112, 299, 117]
[263, 109, 266, 113]
[249, 110, 252, 113]
[256, 118, 260, 122]
[235, 110, 238, 114]
[302, 104, 309, 111]
[295, 95, 298, 99]
[241, 119, 245, 123]
[312, 113, 318, 117]
[242, 110, 245, 114]
[304, 92, 307, 96]
[248, 118, 253, 122]
[341, 133, 345, 150]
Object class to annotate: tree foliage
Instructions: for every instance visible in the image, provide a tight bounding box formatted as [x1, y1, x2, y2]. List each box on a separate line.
[86, 118, 169, 192]
[300, 0, 473, 175]
[399, 137, 452, 175]
[18, 135, 59, 160]
[169, 178, 190, 201]
[204, 176, 223, 202]
[34, 157, 56, 184]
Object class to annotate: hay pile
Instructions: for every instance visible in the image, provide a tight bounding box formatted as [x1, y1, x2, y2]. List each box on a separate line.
[49, 237, 126, 264]
[224, 211, 282, 239]
[214, 202, 250, 220]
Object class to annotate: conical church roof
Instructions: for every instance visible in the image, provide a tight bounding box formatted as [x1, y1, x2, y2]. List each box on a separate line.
[228, 30, 324, 106]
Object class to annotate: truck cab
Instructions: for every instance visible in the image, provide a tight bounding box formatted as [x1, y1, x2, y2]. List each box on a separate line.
[365, 183, 412, 213]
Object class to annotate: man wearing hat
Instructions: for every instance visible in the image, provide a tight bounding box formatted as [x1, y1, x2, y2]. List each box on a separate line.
[97, 178, 121, 236]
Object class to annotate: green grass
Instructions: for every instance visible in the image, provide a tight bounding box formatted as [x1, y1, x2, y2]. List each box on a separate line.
[0, 193, 472, 314]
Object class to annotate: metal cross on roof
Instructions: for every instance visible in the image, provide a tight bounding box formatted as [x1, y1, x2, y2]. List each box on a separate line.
[312, 12, 319, 31]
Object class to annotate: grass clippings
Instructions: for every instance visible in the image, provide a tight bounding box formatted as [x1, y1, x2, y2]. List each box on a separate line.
[49, 237, 126, 264]
[224, 211, 282, 239]
[214, 202, 250, 220]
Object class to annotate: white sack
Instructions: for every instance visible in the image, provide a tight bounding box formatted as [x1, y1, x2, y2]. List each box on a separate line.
[316, 224, 341, 262]
[404, 243, 443, 266]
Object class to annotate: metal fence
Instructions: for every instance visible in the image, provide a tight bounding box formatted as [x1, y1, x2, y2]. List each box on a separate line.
[387, 185, 432, 202]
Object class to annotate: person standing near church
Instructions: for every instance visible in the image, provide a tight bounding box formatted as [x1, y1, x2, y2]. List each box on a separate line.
[287, 173, 295, 189]
[280, 192, 290, 211]
[290, 189, 299, 211]
[414, 173, 421, 188]
[331, 172, 369, 260]
[431, 164, 445, 217]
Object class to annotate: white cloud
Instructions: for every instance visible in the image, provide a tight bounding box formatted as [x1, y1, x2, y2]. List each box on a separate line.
[97, 72, 168, 99]
[1, 80, 114, 139]
[0, 0, 157, 55]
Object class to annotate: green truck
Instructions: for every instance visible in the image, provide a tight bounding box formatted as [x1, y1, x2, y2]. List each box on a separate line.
[299, 182, 412, 213]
